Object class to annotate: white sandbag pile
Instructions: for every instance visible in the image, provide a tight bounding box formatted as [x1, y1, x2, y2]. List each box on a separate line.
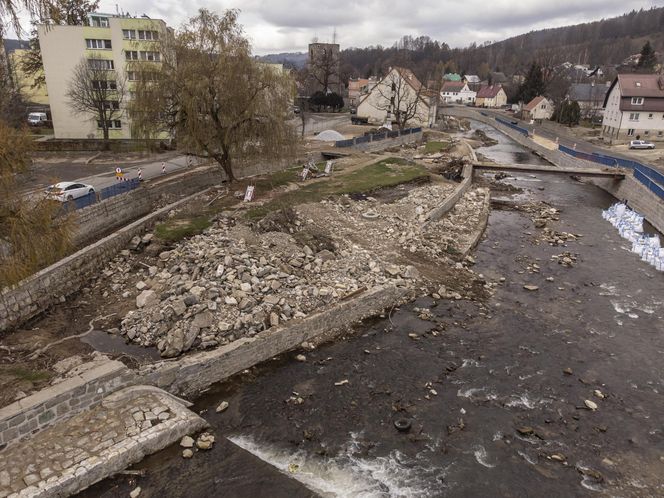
[602, 203, 664, 271]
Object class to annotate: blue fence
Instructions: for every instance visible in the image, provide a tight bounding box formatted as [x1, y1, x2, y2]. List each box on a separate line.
[495, 117, 529, 137]
[59, 178, 141, 214]
[335, 126, 423, 148]
[558, 145, 664, 201]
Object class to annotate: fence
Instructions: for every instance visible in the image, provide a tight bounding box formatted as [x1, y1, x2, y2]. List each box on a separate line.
[335, 127, 422, 148]
[558, 145, 664, 201]
[494, 117, 529, 137]
[62, 178, 141, 213]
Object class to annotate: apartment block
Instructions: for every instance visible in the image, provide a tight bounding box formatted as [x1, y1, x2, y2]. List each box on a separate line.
[38, 13, 169, 139]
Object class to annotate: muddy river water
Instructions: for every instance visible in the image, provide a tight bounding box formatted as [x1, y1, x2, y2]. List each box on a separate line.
[81, 124, 664, 497]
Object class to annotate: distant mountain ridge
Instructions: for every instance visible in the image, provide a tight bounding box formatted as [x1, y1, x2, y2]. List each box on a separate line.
[258, 52, 307, 69]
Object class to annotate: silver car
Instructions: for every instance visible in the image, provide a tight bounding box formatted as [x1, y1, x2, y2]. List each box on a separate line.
[46, 182, 95, 202]
[629, 140, 655, 150]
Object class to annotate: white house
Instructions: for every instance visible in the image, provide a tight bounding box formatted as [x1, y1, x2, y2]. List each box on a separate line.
[440, 81, 476, 104]
[601, 74, 664, 143]
[356, 67, 437, 128]
[523, 96, 554, 121]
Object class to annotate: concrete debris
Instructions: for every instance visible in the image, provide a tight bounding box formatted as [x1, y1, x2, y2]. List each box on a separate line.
[215, 401, 229, 413]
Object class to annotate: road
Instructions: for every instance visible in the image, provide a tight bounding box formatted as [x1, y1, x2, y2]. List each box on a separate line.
[479, 108, 663, 171]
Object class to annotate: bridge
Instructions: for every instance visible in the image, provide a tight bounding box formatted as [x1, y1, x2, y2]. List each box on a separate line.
[472, 162, 625, 179]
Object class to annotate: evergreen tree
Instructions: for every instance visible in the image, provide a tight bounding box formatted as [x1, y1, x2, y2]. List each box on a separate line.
[516, 62, 546, 103]
[636, 40, 657, 71]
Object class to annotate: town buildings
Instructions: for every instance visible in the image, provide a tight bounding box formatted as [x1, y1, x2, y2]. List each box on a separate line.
[38, 12, 169, 139]
[601, 74, 664, 143]
[475, 84, 507, 108]
[568, 81, 610, 120]
[440, 81, 476, 104]
[357, 67, 437, 128]
[2, 39, 49, 108]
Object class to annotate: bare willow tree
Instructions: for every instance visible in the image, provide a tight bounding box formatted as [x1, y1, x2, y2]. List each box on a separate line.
[374, 69, 427, 130]
[0, 0, 50, 34]
[129, 9, 297, 182]
[66, 56, 126, 142]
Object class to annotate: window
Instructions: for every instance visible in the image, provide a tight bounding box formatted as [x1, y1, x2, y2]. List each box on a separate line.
[88, 59, 114, 70]
[139, 51, 160, 61]
[90, 16, 109, 27]
[644, 130, 649, 136]
[631, 97, 643, 105]
[102, 101, 120, 110]
[122, 29, 137, 40]
[86, 39, 112, 49]
[649, 113, 654, 119]
[627, 128, 635, 136]
[127, 71, 137, 81]
[125, 51, 138, 61]
[658, 131, 663, 137]
[97, 120, 122, 129]
[91, 80, 117, 90]
[138, 30, 159, 40]
[629, 113, 640, 121]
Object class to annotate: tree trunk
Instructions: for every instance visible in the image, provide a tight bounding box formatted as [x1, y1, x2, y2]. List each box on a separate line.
[213, 150, 235, 182]
[102, 126, 110, 150]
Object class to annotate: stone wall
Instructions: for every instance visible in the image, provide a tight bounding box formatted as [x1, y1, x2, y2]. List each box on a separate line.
[73, 166, 224, 247]
[0, 188, 213, 333]
[0, 360, 134, 449]
[140, 285, 410, 397]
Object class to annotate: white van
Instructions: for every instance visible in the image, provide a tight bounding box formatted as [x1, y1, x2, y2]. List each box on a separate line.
[27, 112, 48, 126]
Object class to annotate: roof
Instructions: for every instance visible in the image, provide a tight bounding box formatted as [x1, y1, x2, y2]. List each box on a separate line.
[490, 72, 508, 83]
[524, 96, 548, 111]
[476, 84, 504, 99]
[569, 83, 610, 102]
[393, 67, 423, 92]
[603, 74, 664, 107]
[357, 66, 432, 109]
[464, 75, 481, 83]
[443, 73, 462, 81]
[441, 81, 465, 92]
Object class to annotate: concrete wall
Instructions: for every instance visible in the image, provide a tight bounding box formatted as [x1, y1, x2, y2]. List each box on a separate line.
[586, 175, 664, 235]
[140, 285, 410, 397]
[0, 360, 134, 448]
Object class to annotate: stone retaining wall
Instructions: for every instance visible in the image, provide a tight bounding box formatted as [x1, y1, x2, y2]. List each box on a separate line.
[74, 166, 223, 247]
[0, 360, 134, 449]
[0, 188, 213, 333]
[140, 285, 411, 397]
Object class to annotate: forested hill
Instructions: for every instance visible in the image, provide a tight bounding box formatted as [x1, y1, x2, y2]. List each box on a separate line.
[336, 7, 664, 81]
[463, 6, 664, 73]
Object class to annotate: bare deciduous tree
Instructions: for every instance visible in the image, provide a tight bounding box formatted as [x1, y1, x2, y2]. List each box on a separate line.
[129, 9, 297, 182]
[373, 69, 427, 130]
[307, 43, 340, 94]
[66, 56, 126, 142]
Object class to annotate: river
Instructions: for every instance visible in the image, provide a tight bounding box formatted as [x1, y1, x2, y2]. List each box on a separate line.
[80, 123, 664, 497]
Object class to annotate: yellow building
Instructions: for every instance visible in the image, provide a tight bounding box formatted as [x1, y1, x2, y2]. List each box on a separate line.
[38, 13, 170, 139]
[2, 39, 49, 106]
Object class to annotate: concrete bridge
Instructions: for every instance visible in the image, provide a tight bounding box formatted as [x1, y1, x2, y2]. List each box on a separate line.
[472, 162, 626, 179]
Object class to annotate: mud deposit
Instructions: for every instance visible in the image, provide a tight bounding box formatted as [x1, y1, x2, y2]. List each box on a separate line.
[81, 132, 664, 497]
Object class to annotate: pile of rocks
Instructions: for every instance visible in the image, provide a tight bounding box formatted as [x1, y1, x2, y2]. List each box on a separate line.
[540, 228, 580, 246]
[119, 219, 419, 357]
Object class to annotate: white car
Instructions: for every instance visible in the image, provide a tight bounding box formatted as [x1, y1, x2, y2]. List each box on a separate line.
[46, 182, 95, 202]
[629, 140, 655, 150]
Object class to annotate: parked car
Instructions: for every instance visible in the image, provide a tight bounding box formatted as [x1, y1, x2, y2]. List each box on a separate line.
[27, 112, 48, 126]
[46, 182, 95, 202]
[629, 140, 655, 150]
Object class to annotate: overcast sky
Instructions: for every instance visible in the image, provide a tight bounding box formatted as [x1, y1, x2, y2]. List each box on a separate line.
[12, 0, 664, 54]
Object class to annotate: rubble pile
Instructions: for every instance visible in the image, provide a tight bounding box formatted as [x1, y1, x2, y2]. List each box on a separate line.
[552, 251, 578, 267]
[540, 228, 580, 246]
[118, 220, 420, 357]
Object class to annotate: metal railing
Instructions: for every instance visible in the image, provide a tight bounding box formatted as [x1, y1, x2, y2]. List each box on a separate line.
[335, 127, 423, 148]
[495, 117, 529, 137]
[558, 146, 664, 201]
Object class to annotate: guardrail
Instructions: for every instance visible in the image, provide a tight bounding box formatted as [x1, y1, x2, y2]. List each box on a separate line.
[335, 127, 422, 148]
[558, 145, 664, 200]
[495, 117, 529, 137]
